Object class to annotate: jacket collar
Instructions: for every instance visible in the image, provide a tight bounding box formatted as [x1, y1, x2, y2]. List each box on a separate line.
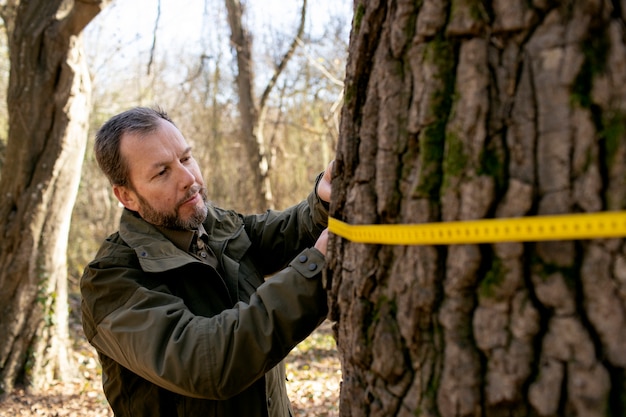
[155, 223, 208, 253]
[117, 207, 249, 273]
[118, 209, 201, 273]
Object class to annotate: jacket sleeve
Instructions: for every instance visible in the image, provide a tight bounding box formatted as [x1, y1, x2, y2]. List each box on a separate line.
[83, 246, 328, 400]
[243, 172, 329, 274]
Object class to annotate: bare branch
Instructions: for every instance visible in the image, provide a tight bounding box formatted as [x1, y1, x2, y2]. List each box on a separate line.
[256, 0, 307, 180]
[258, 0, 307, 113]
[294, 37, 344, 87]
[147, 0, 162, 75]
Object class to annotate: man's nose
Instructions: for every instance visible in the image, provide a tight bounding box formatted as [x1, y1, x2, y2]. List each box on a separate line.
[177, 165, 196, 189]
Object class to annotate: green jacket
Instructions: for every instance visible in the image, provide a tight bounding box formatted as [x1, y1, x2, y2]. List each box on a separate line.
[81, 186, 329, 417]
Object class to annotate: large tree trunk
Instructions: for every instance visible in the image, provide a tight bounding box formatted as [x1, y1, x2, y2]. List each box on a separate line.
[0, 0, 109, 394]
[328, 1, 626, 416]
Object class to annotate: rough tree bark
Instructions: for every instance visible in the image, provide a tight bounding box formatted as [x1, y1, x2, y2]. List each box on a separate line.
[224, 0, 306, 210]
[0, 0, 110, 394]
[328, 1, 626, 416]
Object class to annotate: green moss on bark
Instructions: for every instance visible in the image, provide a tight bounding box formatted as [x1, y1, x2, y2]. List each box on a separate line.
[414, 38, 457, 199]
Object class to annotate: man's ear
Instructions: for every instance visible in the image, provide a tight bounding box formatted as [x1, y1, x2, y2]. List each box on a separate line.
[113, 185, 139, 212]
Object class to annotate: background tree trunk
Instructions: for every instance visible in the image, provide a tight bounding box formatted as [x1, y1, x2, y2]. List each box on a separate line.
[0, 0, 109, 394]
[224, 0, 306, 210]
[328, 1, 626, 416]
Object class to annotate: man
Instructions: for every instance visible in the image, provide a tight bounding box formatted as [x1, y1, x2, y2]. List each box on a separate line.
[80, 106, 332, 417]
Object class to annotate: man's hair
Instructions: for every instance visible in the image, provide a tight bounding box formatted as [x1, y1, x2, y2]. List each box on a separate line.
[94, 106, 174, 187]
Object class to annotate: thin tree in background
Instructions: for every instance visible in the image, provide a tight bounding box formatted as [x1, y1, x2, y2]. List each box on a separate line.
[225, 0, 307, 210]
[328, 1, 626, 416]
[0, 0, 110, 394]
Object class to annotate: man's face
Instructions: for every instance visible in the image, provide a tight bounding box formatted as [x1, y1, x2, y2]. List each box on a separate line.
[113, 119, 208, 230]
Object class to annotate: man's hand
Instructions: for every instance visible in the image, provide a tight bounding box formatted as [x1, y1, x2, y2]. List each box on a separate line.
[317, 160, 334, 203]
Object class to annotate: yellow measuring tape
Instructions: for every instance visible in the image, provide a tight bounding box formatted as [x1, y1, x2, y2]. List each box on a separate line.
[328, 211, 626, 245]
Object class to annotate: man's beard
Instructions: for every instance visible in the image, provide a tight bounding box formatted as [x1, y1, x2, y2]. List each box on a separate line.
[136, 185, 209, 230]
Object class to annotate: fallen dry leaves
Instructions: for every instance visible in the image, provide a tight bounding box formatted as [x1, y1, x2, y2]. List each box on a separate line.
[287, 320, 341, 417]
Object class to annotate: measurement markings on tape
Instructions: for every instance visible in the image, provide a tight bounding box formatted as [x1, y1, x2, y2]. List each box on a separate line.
[328, 211, 626, 245]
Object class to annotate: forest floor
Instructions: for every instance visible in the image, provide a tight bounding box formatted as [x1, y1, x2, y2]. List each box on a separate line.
[0, 300, 341, 417]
